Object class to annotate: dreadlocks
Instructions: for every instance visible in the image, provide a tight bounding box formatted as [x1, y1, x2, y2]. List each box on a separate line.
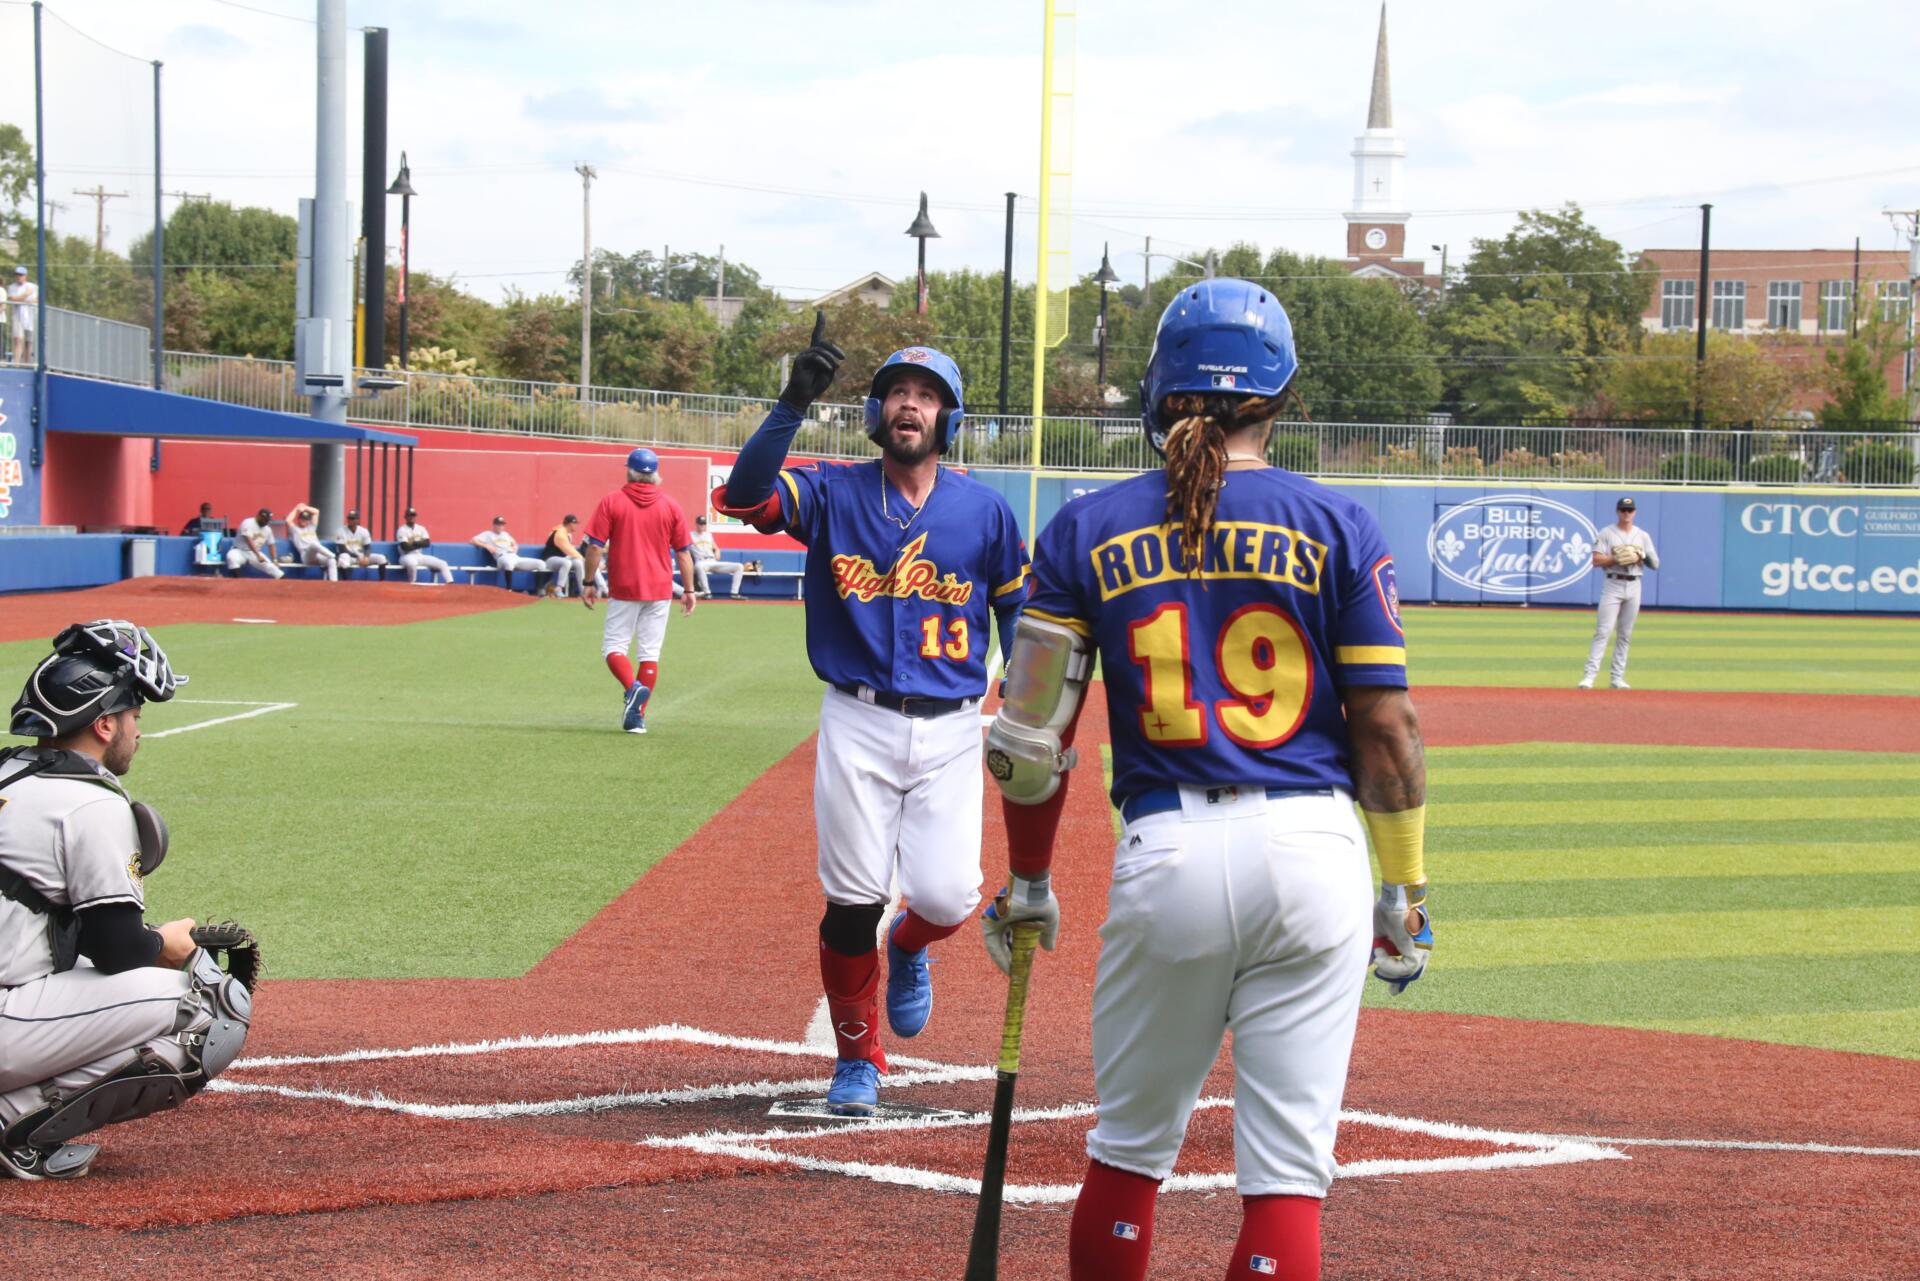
[1161, 389, 1299, 573]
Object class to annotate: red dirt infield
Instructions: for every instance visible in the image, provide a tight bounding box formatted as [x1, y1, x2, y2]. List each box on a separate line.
[4, 690, 1916, 1279]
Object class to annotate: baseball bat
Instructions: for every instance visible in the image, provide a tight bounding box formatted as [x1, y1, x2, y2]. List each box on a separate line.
[963, 921, 1041, 1281]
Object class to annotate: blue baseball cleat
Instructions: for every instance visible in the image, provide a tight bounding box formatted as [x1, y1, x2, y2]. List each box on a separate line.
[885, 912, 933, 1038]
[826, 1057, 880, 1116]
[621, 682, 650, 734]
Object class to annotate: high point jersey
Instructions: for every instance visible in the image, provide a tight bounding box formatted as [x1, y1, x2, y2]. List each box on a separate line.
[0, 762, 144, 986]
[1025, 466, 1408, 804]
[771, 460, 1030, 699]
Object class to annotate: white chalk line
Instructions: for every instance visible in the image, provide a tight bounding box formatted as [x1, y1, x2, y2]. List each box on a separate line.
[213, 1024, 1920, 1202]
[146, 700, 297, 738]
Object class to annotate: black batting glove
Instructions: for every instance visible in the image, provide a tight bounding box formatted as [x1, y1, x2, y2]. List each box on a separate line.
[778, 310, 846, 414]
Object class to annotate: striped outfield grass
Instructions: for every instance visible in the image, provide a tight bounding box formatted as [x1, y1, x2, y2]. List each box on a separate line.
[1364, 743, 1920, 1060]
[1400, 605, 1920, 695]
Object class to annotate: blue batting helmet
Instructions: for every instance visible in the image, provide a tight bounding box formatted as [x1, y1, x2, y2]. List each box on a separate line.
[1139, 279, 1298, 458]
[864, 347, 965, 454]
[626, 447, 660, 474]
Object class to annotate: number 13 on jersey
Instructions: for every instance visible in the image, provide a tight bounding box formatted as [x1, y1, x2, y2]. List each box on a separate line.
[919, 615, 970, 660]
[1128, 602, 1313, 748]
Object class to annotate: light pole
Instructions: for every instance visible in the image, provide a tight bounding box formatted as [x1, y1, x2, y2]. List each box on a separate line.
[1093, 243, 1120, 389]
[1135, 245, 1215, 305]
[905, 191, 940, 316]
[1431, 243, 1448, 302]
[386, 152, 416, 370]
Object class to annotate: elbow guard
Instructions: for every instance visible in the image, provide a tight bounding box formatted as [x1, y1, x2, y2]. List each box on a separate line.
[985, 615, 1093, 805]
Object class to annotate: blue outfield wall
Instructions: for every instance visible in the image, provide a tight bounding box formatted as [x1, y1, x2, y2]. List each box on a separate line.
[971, 469, 1920, 615]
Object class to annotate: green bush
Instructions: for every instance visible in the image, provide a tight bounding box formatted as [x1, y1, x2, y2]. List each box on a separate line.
[1371, 445, 1430, 475]
[1269, 432, 1319, 473]
[1104, 433, 1154, 471]
[1492, 448, 1550, 478]
[1659, 453, 1735, 482]
[1744, 453, 1807, 484]
[1551, 449, 1609, 479]
[1840, 440, 1918, 484]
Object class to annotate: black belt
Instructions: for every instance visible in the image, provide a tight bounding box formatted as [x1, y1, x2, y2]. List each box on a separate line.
[1120, 785, 1335, 824]
[1606, 573, 1641, 582]
[833, 683, 975, 719]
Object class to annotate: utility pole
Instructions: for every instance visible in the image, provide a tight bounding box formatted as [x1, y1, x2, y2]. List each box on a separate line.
[1142, 234, 1151, 310]
[716, 243, 725, 303]
[163, 190, 212, 204]
[576, 162, 594, 392]
[71, 185, 129, 253]
[1693, 203, 1711, 431]
[999, 192, 1015, 415]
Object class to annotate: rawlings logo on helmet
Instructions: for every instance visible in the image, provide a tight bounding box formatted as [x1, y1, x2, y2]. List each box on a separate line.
[1139, 279, 1299, 460]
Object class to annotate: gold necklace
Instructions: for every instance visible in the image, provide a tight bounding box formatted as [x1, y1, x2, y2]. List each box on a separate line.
[882, 465, 937, 531]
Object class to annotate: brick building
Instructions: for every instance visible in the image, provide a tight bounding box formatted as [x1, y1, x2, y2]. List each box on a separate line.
[1344, 7, 1428, 283]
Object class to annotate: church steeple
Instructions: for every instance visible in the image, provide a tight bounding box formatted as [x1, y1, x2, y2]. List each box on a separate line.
[1367, 4, 1393, 129]
[1346, 4, 1412, 273]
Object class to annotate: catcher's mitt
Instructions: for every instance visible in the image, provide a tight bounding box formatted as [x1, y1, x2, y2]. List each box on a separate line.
[1611, 544, 1642, 567]
[190, 921, 263, 992]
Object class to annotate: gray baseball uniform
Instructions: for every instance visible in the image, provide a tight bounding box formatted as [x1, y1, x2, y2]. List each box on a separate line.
[1583, 523, 1660, 686]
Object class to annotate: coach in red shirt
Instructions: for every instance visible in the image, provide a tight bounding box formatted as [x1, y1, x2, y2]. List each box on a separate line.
[582, 447, 697, 735]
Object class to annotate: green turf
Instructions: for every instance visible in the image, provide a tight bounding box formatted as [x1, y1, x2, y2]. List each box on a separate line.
[1400, 605, 1920, 694]
[0, 604, 824, 979]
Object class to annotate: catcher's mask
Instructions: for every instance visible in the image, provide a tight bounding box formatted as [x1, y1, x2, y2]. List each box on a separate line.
[10, 620, 187, 739]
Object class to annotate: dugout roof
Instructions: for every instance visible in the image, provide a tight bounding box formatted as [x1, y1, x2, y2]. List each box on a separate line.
[44, 374, 418, 447]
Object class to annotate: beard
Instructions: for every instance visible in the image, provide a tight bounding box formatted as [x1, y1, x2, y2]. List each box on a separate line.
[103, 730, 138, 776]
[879, 417, 939, 466]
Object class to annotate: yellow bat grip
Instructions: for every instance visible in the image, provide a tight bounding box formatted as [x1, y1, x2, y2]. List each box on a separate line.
[996, 923, 1042, 1075]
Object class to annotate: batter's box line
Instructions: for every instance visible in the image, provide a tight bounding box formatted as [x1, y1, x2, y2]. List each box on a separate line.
[147, 698, 298, 739]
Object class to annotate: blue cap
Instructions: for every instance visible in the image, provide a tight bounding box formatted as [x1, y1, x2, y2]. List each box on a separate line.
[627, 447, 660, 473]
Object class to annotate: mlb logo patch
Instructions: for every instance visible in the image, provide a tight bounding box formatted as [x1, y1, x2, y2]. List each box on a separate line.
[1249, 1257, 1278, 1275]
[1210, 373, 1237, 389]
[1112, 1221, 1140, 1241]
[902, 348, 932, 363]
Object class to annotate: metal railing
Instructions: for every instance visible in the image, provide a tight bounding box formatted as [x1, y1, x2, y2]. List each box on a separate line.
[1, 306, 154, 384]
[151, 350, 1920, 487]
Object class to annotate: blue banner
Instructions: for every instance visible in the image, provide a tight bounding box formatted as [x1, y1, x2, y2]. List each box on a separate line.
[1722, 495, 1920, 613]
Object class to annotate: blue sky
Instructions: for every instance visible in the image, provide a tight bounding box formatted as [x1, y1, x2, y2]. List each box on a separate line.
[1, 0, 1915, 304]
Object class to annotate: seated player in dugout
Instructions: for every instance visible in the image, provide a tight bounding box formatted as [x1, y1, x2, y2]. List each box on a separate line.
[0, 622, 260, 1180]
[714, 313, 1030, 1116]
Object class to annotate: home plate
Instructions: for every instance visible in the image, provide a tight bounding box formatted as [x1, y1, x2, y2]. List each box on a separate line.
[768, 1100, 970, 1124]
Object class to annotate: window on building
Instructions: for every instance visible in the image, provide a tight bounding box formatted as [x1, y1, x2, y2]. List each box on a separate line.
[1660, 279, 1695, 331]
[1879, 280, 1913, 323]
[1766, 280, 1802, 330]
[1710, 279, 1746, 331]
[1819, 280, 1852, 333]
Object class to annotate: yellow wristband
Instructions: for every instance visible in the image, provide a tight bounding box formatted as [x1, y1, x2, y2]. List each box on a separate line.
[1361, 805, 1426, 887]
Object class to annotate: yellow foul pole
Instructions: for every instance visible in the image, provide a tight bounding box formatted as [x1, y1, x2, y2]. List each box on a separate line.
[1028, 0, 1075, 533]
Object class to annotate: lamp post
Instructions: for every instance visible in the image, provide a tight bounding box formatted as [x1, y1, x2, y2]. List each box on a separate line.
[1093, 242, 1121, 389]
[905, 191, 940, 316]
[1431, 243, 1448, 302]
[386, 152, 416, 370]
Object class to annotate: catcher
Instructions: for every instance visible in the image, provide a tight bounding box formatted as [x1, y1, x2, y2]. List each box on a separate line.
[0, 621, 261, 1180]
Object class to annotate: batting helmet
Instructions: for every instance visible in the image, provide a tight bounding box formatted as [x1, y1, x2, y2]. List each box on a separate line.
[10, 620, 187, 739]
[864, 347, 965, 454]
[626, 447, 660, 474]
[1139, 278, 1298, 458]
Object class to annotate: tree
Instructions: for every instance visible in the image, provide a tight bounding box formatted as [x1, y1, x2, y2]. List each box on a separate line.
[1432, 294, 1590, 418]
[1821, 322, 1911, 427]
[712, 293, 789, 398]
[894, 268, 1037, 411]
[1603, 331, 1807, 424]
[585, 297, 721, 392]
[128, 201, 299, 359]
[0, 122, 33, 239]
[573, 247, 766, 306]
[383, 270, 504, 373]
[759, 302, 936, 404]
[495, 291, 572, 384]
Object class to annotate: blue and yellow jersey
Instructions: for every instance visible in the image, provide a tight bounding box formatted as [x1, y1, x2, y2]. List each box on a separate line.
[768, 460, 1030, 700]
[1025, 466, 1407, 804]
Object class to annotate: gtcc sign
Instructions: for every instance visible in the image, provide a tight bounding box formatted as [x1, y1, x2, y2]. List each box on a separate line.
[1739, 503, 1858, 536]
[1426, 494, 1599, 597]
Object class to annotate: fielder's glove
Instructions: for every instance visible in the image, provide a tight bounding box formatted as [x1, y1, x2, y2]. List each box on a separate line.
[980, 874, 1060, 976]
[778, 311, 846, 414]
[190, 920, 264, 993]
[1370, 882, 1431, 995]
[1611, 544, 1642, 567]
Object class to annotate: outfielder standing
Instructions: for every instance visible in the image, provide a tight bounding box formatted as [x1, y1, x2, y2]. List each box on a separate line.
[1578, 496, 1659, 690]
[983, 281, 1431, 1280]
[581, 448, 697, 735]
[717, 316, 1029, 1116]
[0, 622, 255, 1180]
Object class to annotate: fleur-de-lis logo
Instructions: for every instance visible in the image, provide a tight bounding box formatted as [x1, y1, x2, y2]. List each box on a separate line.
[1435, 530, 1466, 562]
[1562, 533, 1592, 563]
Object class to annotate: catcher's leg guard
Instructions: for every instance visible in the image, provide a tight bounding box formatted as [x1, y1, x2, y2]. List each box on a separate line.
[9, 950, 251, 1149]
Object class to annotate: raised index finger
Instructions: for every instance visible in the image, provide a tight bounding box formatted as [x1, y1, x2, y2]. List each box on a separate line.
[810, 309, 827, 346]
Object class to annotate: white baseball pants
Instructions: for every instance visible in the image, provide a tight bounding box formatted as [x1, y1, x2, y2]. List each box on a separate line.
[336, 551, 390, 573]
[547, 555, 583, 596]
[401, 551, 453, 584]
[601, 598, 671, 663]
[224, 547, 283, 579]
[1086, 786, 1372, 1197]
[298, 542, 338, 581]
[0, 963, 199, 1130]
[1583, 578, 1642, 683]
[694, 558, 747, 596]
[813, 687, 983, 928]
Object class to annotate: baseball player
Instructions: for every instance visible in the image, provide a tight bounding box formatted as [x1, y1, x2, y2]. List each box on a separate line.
[224, 507, 284, 579]
[473, 516, 557, 594]
[983, 280, 1431, 1280]
[580, 448, 697, 734]
[542, 514, 588, 598]
[395, 508, 455, 585]
[286, 503, 339, 582]
[334, 509, 390, 576]
[717, 315, 1030, 1116]
[0, 621, 254, 1179]
[1578, 496, 1660, 690]
[689, 515, 747, 598]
